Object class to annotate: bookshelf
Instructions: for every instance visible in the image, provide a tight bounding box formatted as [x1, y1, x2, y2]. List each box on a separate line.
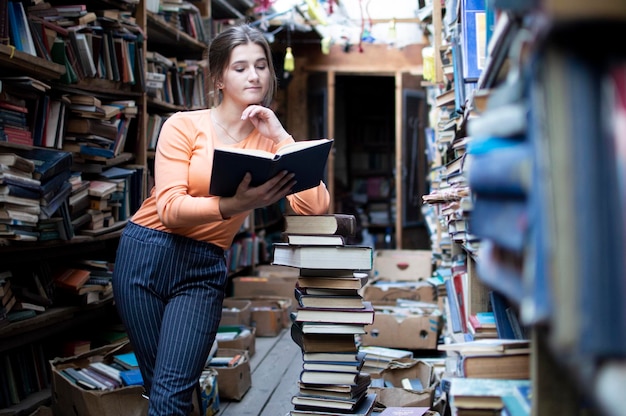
[0, 1, 268, 410]
[422, 0, 626, 415]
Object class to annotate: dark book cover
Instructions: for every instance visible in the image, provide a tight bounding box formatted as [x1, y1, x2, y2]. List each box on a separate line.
[209, 138, 333, 197]
[5, 143, 72, 183]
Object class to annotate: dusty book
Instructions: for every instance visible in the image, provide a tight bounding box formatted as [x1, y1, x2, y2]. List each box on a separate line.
[209, 138, 333, 197]
[283, 213, 356, 236]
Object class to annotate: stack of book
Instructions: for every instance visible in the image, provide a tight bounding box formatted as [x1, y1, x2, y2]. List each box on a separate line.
[0, 147, 74, 242]
[272, 214, 377, 416]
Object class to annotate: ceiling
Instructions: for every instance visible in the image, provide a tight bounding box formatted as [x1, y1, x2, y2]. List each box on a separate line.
[245, 0, 427, 51]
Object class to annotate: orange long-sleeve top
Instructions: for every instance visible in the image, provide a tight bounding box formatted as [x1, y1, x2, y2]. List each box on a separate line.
[131, 109, 330, 250]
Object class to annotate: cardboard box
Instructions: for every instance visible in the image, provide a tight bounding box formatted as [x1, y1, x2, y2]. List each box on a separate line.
[368, 359, 437, 408]
[373, 249, 433, 281]
[232, 296, 293, 336]
[50, 343, 148, 416]
[208, 348, 251, 401]
[232, 275, 298, 301]
[361, 305, 443, 350]
[216, 325, 256, 357]
[220, 298, 251, 326]
[362, 279, 438, 304]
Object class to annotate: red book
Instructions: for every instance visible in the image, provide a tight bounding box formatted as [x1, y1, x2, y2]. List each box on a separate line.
[0, 100, 28, 113]
[53, 268, 91, 291]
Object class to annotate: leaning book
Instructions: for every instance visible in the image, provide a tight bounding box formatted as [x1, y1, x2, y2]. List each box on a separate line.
[209, 138, 333, 197]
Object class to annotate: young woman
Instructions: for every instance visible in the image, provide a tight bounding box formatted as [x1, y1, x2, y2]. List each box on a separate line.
[112, 24, 330, 415]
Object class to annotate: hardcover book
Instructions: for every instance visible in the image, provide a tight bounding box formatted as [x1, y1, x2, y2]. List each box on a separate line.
[4, 146, 72, 183]
[296, 275, 369, 291]
[295, 301, 375, 325]
[209, 138, 333, 197]
[289, 392, 376, 416]
[272, 244, 373, 271]
[283, 214, 356, 236]
[291, 322, 358, 353]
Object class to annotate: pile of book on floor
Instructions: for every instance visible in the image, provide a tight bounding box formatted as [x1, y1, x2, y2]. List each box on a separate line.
[271, 214, 377, 416]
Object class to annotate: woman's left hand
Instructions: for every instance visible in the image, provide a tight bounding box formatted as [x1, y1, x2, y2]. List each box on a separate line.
[241, 105, 291, 144]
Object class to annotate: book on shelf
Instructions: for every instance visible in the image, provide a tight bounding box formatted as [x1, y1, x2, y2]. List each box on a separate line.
[8, 0, 37, 56]
[0, 152, 35, 173]
[272, 243, 373, 271]
[283, 213, 357, 236]
[53, 268, 91, 292]
[295, 301, 375, 325]
[289, 392, 376, 416]
[3, 146, 73, 183]
[209, 138, 333, 197]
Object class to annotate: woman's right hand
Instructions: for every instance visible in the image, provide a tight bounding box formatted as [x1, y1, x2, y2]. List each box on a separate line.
[219, 171, 296, 218]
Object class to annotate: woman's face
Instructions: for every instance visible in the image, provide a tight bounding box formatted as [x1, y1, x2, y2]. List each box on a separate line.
[221, 42, 270, 106]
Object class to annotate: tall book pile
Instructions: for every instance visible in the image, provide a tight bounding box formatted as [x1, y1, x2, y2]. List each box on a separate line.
[272, 214, 377, 416]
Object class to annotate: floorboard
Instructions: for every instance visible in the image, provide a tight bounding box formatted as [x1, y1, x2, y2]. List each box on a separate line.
[218, 328, 302, 416]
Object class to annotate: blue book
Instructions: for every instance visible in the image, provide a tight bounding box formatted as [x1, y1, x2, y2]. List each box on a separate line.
[468, 141, 531, 199]
[469, 196, 527, 253]
[6, 147, 72, 183]
[113, 352, 138, 369]
[7, 2, 23, 52]
[120, 369, 143, 386]
[461, 0, 486, 82]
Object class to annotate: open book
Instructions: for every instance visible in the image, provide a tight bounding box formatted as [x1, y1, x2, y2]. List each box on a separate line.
[209, 138, 333, 197]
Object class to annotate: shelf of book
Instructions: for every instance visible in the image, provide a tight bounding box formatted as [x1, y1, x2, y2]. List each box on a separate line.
[0, 45, 65, 79]
[421, 1, 626, 415]
[0, 297, 115, 354]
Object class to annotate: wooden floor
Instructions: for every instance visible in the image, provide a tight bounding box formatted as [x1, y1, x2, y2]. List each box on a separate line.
[218, 328, 303, 416]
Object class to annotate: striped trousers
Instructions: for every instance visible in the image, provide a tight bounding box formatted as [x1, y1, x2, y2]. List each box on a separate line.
[112, 221, 228, 416]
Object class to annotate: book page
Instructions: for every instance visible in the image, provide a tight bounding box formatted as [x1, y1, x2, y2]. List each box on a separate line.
[275, 138, 332, 156]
